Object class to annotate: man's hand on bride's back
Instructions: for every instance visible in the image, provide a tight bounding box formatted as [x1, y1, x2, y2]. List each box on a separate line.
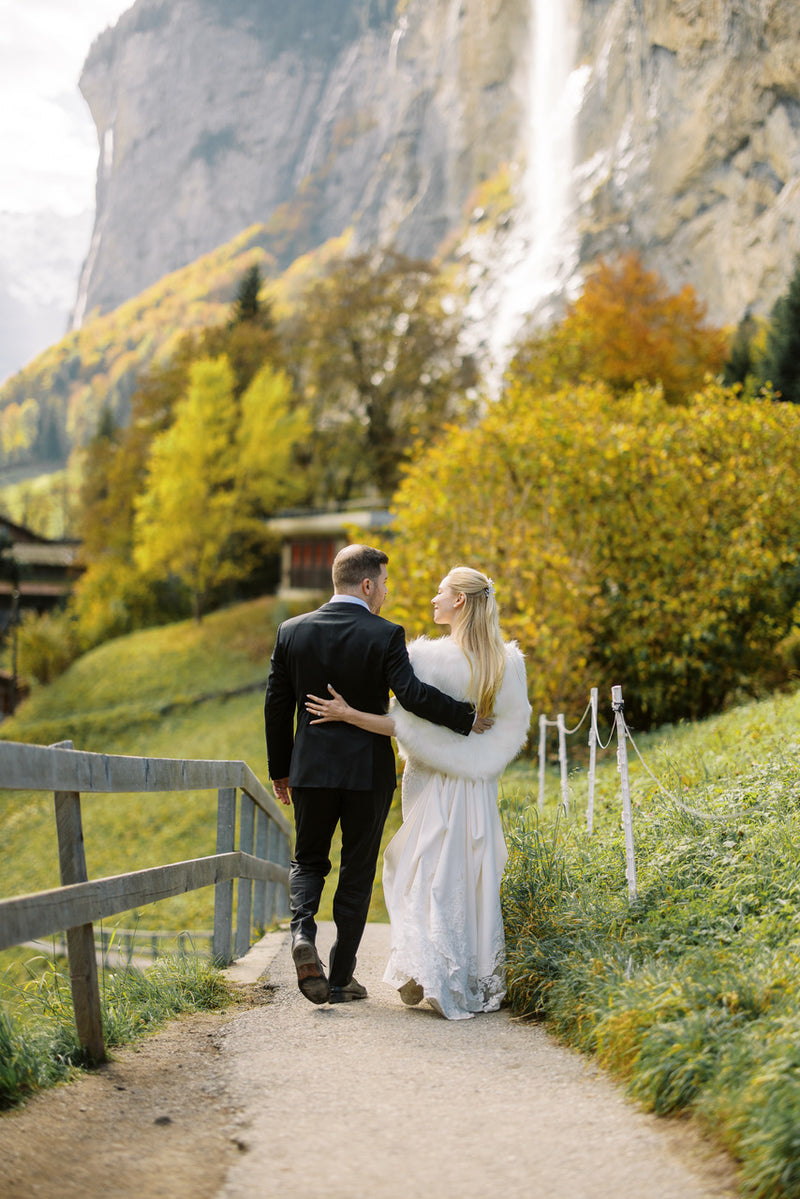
[472, 714, 494, 734]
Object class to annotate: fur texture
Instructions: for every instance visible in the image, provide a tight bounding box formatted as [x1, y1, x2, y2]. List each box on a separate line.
[391, 636, 531, 781]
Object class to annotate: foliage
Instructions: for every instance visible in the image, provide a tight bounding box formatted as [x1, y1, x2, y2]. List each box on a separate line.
[501, 684, 800, 1196]
[286, 248, 478, 499]
[56, 265, 302, 653]
[0, 226, 275, 479]
[509, 253, 729, 402]
[133, 356, 308, 619]
[16, 610, 80, 685]
[722, 312, 763, 396]
[75, 257, 285, 560]
[388, 379, 800, 727]
[758, 255, 800, 404]
[0, 952, 228, 1108]
[0, 469, 75, 540]
[133, 356, 243, 617]
[0, 398, 40, 464]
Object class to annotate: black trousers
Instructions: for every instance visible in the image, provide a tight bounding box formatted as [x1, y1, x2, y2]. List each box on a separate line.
[289, 783, 394, 987]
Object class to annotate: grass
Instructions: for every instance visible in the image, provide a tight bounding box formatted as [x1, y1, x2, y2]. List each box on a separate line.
[0, 950, 229, 1109]
[500, 684, 800, 1197]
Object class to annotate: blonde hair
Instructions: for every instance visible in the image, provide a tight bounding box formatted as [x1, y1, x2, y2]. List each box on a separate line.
[445, 566, 506, 716]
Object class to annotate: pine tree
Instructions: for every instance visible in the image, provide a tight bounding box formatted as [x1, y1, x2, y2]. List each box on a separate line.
[722, 313, 757, 388]
[231, 264, 267, 326]
[761, 259, 800, 403]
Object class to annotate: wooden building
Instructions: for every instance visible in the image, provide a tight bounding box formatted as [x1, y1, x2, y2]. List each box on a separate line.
[265, 500, 393, 598]
[0, 514, 83, 635]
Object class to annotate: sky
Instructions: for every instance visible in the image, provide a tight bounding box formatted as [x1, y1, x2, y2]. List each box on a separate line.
[0, 0, 133, 218]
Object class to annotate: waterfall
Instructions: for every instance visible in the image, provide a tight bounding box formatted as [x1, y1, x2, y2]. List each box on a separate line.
[526, 0, 579, 289]
[388, 14, 408, 74]
[466, 0, 588, 384]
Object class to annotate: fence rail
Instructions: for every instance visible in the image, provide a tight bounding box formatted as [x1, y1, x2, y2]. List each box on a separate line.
[0, 738, 292, 1062]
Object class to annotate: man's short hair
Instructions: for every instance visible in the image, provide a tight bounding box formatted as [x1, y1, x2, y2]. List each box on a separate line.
[332, 544, 388, 590]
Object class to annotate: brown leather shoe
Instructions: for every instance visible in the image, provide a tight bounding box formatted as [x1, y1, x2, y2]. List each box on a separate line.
[291, 938, 330, 1005]
[328, 977, 368, 1003]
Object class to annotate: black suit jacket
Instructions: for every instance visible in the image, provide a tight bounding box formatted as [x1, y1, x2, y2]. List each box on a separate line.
[264, 601, 474, 792]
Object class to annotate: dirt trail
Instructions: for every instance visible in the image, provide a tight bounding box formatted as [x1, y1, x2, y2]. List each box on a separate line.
[0, 923, 740, 1199]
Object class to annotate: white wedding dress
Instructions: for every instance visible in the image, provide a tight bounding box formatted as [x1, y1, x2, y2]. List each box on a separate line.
[383, 636, 531, 1020]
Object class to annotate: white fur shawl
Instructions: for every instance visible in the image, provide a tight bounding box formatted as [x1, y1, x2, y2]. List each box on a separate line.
[391, 636, 531, 781]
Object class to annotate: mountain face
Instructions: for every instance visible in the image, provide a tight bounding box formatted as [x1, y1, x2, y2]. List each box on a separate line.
[74, 0, 528, 323]
[74, 0, 800, 337]
[576, 0, 800, 325]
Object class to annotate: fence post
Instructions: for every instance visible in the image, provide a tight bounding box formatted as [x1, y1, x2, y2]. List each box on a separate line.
[557, 713, 569, 814]
[52, 740, 106, 1063]
[264, 819, 279, 927]
[587, 687, 598, 835]
[253, 806, 268, 932]
[538, 714, 547, 810]
[213, 787, 237, 964]
[235, 792, 256, 958]
[276, 831, 291, 919]
[611, 685, 637, 900]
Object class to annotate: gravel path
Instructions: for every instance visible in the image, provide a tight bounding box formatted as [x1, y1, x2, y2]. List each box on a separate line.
[0, 922, 741, 1198]
[218, 922, 740, 1199]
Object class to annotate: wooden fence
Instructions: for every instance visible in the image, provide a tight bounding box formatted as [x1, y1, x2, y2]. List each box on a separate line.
[0, 738, 292, 1062]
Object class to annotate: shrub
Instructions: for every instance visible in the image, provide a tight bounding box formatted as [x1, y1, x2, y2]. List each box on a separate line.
[16, 609, 80, 685]
[389, 382, 800, 727]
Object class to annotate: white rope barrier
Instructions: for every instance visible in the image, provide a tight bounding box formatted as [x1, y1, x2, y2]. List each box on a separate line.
[534, 678, 783, 904]
[563, 700, 592, 737]
[537, 684, 637, 897]
[538, 690, 612, 827]
[622, 718, 746, 823]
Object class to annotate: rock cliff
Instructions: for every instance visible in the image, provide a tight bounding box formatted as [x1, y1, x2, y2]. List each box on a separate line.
[74, 0, 800, 339]
[73, 0, 528, 323]
[576, 0, 800, 325]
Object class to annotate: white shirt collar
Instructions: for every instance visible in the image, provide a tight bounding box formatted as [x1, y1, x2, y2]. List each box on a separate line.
[329, 593, 371, 612]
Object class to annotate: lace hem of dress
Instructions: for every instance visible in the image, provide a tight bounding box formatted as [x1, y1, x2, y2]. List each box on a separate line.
[384, 941, 507, 1022]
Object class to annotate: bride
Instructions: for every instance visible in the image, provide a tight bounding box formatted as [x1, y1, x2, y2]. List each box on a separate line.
[306, 566, 531, 1020]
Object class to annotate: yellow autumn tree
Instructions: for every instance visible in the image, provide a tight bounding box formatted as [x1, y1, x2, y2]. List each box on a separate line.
[388, 380, 800, 727]
[134, 356, 308, 619]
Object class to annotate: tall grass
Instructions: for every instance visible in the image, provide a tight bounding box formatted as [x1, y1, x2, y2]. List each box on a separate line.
[0, 952, 229, 1109]
[501, 685, 800, 1197]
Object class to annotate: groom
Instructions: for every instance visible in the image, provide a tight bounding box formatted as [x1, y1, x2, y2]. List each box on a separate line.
[264, 543, 476, 1005]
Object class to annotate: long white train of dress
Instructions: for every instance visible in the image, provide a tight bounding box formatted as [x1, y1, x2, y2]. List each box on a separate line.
[382, 637, 531, 1020]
